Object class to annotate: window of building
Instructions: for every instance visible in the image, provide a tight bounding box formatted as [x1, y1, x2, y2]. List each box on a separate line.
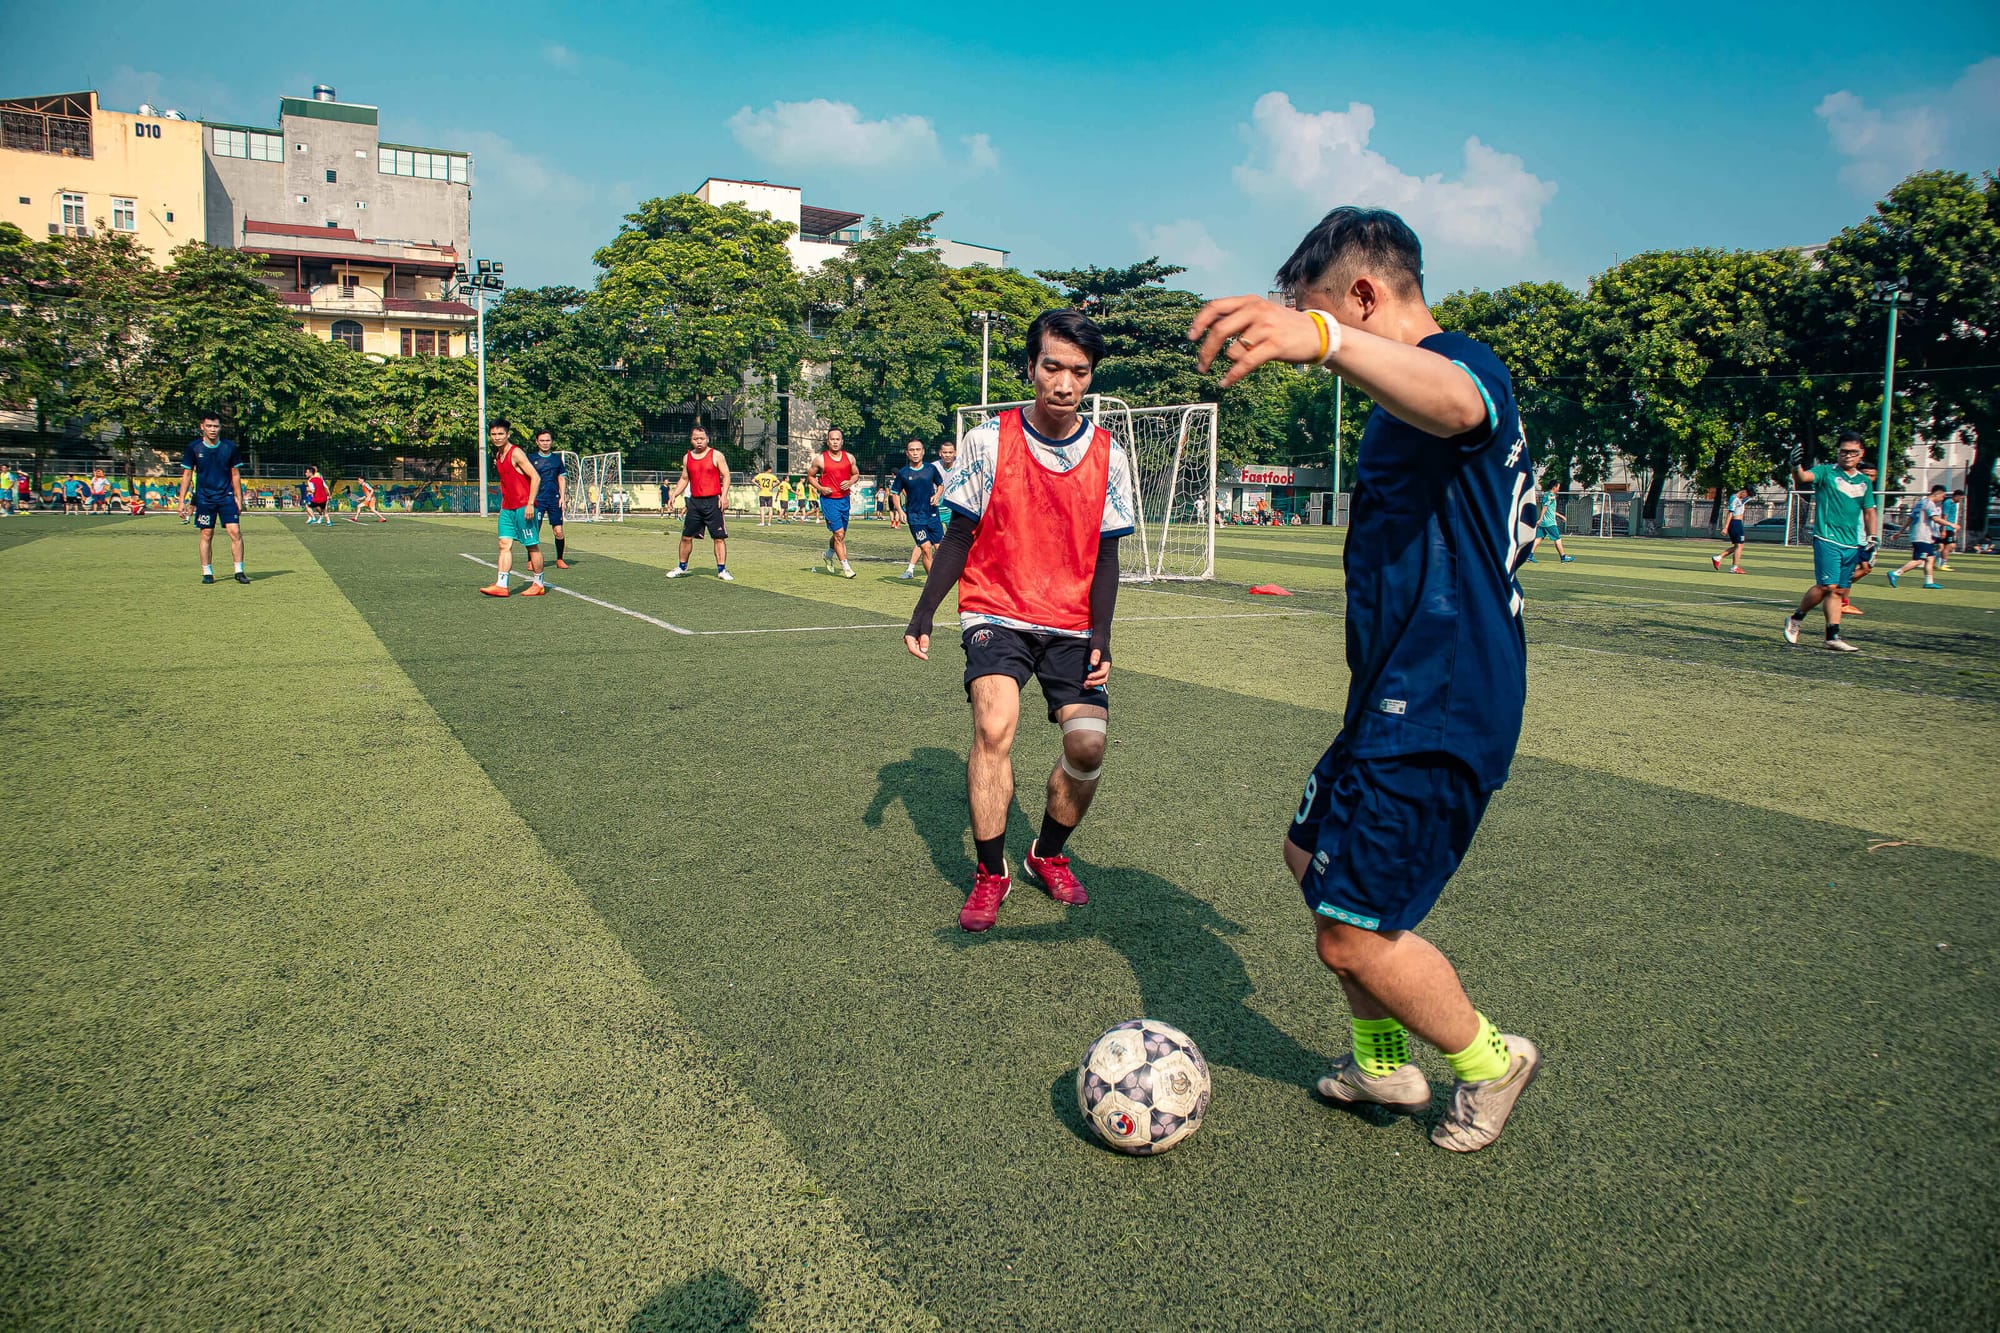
[340, 274, 360, 298]
[60, 193, 85, 227]
[3, 100, 93, 158]
[165, 211, 173, 222]
[112, 198, 136, 231]
[325, 169, 337, 184]
[16, 197, 27, 206]
[297, 195, 309, 204]
[295, 142, 308, 153]
[378, 147, 467, 181]
[400, 328, 449, 357]
[250, 132, 282, 161]
[330, 320, 364, 352]
[213, 128, 282, 161]
[355, 200, 367, 210]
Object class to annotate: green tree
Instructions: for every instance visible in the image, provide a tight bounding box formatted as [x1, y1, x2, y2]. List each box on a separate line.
[939, 264, 1065, 408]
[484, 284, 639, 451]
[591, 195, 803, 423]
[806, 215, 964, 457]
[1434, 282, 1607, 490]
[146, 243, 342, 461]
[1811, 169, 2000, 527]
[362, 352, 484, 462]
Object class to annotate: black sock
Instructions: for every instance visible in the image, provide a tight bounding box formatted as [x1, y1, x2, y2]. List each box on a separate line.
[555, 537, 565, 560]
[974, 834, 1006, 876]
[1037, 813, 1076, 858]
[1825, 624, 1840, 640]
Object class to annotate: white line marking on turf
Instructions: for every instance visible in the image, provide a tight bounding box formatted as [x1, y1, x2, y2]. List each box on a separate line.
[459, 554, 695, 634]
[698, 622, 904, 635]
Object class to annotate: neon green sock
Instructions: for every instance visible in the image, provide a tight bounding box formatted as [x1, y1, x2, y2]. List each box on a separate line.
[1351, 1016, 1411, 1077]
[1445, 1014, 1512, 1084]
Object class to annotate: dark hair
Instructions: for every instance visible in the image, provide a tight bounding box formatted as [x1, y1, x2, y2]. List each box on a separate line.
[1951, 488, 1965, 496]
[199, 411, 221, 424]
[1836, 430, 1865, 447]
[1025, 308, 1106, 369]
[690, 422, 708, 434]
[533, 427, 553, 441]
[1276, 207, 1424, 300]
[490, 417, 511, 433]
[1930, 483, 1946, 494]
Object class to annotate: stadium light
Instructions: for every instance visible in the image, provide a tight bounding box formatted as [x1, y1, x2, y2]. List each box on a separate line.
[451, 255, 508, 515]
[972, 311, 1006, 405]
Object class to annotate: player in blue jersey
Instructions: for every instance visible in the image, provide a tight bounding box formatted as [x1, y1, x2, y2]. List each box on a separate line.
[1191, 207, 1541, 1153]
[175, 412, 250, 584]
[529, 428, 571, 568]
[1937, 488, 1962, 569]
[889, 438, 949, 579]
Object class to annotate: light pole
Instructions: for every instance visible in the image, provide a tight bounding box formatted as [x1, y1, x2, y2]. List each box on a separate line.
[973, 311, 1003, 405]
[1870, 277, 1914, 499]
[1332, 374, 1344, 524]
[451, 258, 506, 515]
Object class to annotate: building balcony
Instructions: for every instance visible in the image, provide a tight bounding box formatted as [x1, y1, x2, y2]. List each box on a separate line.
[276, 287, 473, 320]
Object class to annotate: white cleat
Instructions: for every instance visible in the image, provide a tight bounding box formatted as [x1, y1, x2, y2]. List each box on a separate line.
[1824, 636, 1860, 653]
[716, 569, 735, 581]
[1783, 615, 1801, 645]
[667, 567, 688, 578]
[1432, 1035, 1542, 1153]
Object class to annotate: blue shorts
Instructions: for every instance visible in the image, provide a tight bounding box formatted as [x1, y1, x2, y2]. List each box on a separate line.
[1286, 742, 1492, 932]
[822, 497, 851, 532]
[1812, 537, 1860, 589]
[1910, 540, 1936, 560]
[1726, 519, 1745, 543]
[536, 504, 564, 528]
[194, 498, 241, 529]
[908, 512, 944, 546]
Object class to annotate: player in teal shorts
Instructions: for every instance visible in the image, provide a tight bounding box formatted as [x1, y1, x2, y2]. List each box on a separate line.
[1784, 430, 1877, 652]
[1526, 492, 1573, 563]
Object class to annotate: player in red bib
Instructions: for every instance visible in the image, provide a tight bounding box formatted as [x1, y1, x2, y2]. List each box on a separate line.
[480, 419, 547, 597]
[305, 467, 331, 524]
[663, 424, 732, 580]
[811, 428, 859, 578]
[905, 309, 1138, 931]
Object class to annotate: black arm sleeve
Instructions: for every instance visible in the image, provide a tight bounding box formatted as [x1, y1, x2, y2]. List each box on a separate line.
[1089, 536, 1120, 659]
[906, 516, 978, 640]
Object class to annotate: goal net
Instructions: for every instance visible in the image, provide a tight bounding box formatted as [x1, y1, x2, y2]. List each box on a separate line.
[952, 395, 1217, 581]
[566, 451, 626, 522]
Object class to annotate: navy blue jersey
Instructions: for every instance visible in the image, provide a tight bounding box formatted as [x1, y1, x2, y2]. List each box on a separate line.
[890, 461, 944, 514]
[181, 439, 242, 504]
[530, 450, 565, 506]
[1339, 332, 1536, 790]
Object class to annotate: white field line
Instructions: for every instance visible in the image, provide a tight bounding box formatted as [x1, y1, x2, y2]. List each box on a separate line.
[459, 553, 694, 635]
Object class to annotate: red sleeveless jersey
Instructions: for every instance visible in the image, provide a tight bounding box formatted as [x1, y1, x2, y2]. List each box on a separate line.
[958, 409, 1111, 633]
[683, 449, 723, 497]
[818, 451, 854, 497]
[309, 476, 328, 503]
[498, 445, 532, 509]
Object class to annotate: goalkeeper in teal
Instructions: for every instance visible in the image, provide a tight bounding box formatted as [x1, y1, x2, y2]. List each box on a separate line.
[1526, 491, 1572, 563]
[1784, 430, 1879, 653]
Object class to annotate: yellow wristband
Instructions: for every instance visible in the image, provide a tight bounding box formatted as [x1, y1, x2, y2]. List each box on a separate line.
[1305, 308, 1341, 365]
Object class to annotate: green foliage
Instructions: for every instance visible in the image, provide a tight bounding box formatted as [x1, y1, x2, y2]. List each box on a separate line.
[592, 195, 804, 417]
[483, 284, 639, 451]
[939, 265, 1065, 407]
[363, 352, 483, 460]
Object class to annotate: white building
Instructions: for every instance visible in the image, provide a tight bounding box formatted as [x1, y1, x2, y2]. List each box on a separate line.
[694, 177, 1008, 272]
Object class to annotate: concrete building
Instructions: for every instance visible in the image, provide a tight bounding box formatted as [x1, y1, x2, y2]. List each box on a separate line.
[241, 220, 471, 361]
[694, 177, 1008, 271]
[203, 85, 470, 257]
[0, 90, 206, 261]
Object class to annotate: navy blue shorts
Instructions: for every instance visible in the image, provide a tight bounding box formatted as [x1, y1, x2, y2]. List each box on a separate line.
[1286, 743, 1492, 932]
[963, 624, 1107, 723]
[194, 498, 241, 529]
[1726, 519, 1744, 543]
[536, 504, 564, 528]
[908, 512, 944, 546]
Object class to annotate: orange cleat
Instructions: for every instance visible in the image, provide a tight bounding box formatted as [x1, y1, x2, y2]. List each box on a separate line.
[479, 584, 509, 597]
[518, 583, 548, 596]
[555, 559, 570, 569]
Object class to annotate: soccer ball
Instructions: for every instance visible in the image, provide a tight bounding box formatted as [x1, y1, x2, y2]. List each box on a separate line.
[1076, 1019, 1211, 1155]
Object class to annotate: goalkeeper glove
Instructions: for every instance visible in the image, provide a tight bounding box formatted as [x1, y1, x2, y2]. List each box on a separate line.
[1859, 539, 1879, 564]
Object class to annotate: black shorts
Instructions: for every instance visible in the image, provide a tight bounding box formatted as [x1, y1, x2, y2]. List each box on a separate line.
[1726, 519, 1744, 543]
[962, 624, 1107, 722]
[758, 495, 773, 509]
[1286, 742, 1492, 932]
[682, 495, 727, 539]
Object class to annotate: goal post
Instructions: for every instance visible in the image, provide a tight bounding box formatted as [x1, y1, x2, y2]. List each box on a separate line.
[567, 451, 626, 522]
[952, 394, 1217, 582]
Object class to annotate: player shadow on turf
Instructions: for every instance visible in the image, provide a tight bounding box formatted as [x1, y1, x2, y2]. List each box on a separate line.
[867, 749, 1325, 1092]
[625, 1269, 760, 1330]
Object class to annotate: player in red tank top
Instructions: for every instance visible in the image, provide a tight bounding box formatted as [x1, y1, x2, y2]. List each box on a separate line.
[904, 310, 1129, 932]
[479, 419, 547, 597]
[811, 427, 859, 577]
[663, 424, 732, 580]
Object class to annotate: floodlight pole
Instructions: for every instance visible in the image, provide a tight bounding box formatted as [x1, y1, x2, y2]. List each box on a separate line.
[1872, 281, 1911, 500]
[1332, 374, 1344, 525]
[475, 282, 489, 516]
[976, 311, 995, 404]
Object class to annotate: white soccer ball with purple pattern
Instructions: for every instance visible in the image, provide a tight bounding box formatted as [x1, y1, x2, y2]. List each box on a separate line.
[1076, 1019, 1211, 1155]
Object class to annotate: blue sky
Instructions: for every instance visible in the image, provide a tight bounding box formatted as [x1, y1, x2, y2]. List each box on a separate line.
[6, 1, 1997, 298]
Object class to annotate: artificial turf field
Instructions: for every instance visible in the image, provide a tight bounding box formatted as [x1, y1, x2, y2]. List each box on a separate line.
[3, 510, 1997, 1330]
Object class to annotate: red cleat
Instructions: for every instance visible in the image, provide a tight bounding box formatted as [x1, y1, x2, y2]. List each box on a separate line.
[479, 584, 509, 597]
[960, 865, 1011, 932]
[1841, 600, 1864, 616]
[518, 583, 548, 596]
[1711, 553, 1723, 571]
[1023, 842, 1088, 905]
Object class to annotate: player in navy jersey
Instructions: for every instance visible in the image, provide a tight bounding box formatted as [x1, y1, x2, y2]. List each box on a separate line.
[1191, 207, 1541, 1152]
[529, 429, 571, 568]
[889, 439, 948, 579]
[175, 412, 250, 584]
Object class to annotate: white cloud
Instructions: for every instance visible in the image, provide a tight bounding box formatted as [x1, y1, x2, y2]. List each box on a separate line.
[963, 132, 999, 173]
[1134, 219, 1231, 274]
[729, 99, 940, 170]
[1232, 92, 1556, 257]
[542, 43, 579, 70]
[1818, 57, 2000, 195]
